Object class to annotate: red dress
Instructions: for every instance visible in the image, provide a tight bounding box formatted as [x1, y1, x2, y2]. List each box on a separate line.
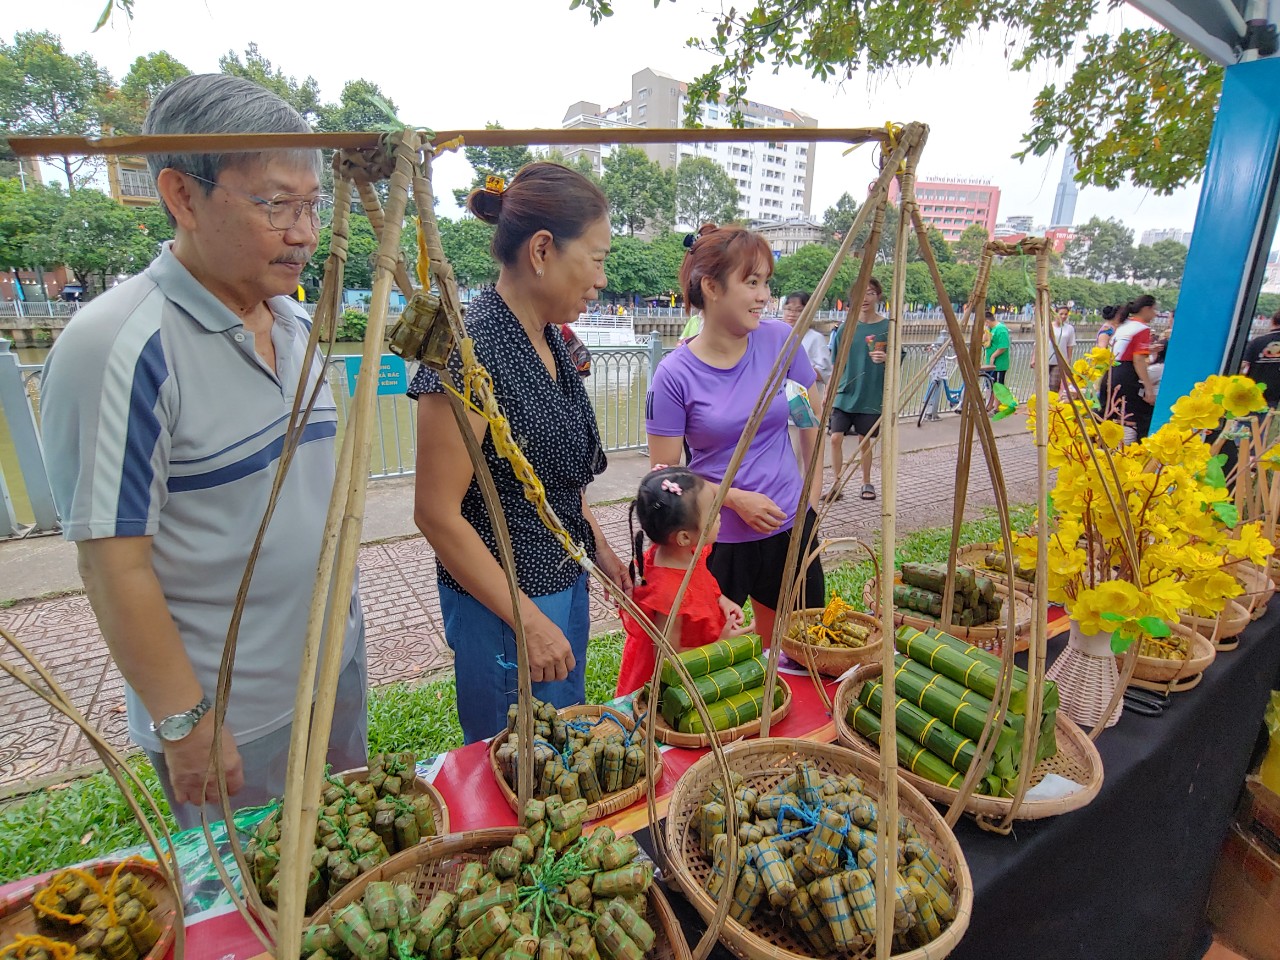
[616, 545, 728, 697]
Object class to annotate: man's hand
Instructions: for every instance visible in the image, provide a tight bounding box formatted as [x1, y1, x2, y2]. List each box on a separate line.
[524, 607, 576, 682]
[718, 596, 749, 637]
[729, 491, 787, 534]
[869, 350, 887, 364]
[163, 714, 244, 807]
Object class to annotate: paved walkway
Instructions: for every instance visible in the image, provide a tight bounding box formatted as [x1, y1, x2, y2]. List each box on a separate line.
[0, 415, 1037, 796]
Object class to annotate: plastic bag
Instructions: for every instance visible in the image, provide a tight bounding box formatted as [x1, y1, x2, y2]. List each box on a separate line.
[1261, 690, 1280, 795]
[785, 380, 820, 429]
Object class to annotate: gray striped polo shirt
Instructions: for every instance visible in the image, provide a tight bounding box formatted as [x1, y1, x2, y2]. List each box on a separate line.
[41, 244, 362, 751]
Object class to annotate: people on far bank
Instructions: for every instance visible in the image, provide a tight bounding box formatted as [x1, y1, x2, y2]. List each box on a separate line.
[614, 466, 749, 697]
[782, 290, 834, 472]
[826, 278, 889, 503]
[982, 309, 1011, 386]
[1241, 309, 1280, 410]
[1031, 305, 1076, 393]
[645, 223, 825, 649]
[1101, 294, 1159, 442]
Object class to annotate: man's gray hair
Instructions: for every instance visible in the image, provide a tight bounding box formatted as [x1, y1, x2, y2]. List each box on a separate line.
[143, 74, 321, 217]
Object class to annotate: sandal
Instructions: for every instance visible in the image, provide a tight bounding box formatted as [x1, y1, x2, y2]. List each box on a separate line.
[860, 484, 876, 501]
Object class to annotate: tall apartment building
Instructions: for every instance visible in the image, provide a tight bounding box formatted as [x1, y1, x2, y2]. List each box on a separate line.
[1140, 227, 1192, 247]
[1050, 148, 1079, 228]
[562, 68, 818, 225]
[889, 178, 1000, 242]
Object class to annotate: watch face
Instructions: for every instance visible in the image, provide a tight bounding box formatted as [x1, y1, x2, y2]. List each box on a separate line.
[159, 714, 195, 742]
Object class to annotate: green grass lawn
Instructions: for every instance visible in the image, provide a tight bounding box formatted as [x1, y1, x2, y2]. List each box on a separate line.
[0, 508, 1031, 885]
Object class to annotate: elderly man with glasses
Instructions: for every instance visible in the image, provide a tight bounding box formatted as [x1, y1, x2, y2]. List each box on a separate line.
[40, 74, 367, 828]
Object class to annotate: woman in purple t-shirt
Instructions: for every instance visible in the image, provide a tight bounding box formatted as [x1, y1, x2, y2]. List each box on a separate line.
[646, 224, 825, 645]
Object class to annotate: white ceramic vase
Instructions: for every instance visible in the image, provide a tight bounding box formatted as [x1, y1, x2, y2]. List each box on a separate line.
[1046, 618, 1123, 729]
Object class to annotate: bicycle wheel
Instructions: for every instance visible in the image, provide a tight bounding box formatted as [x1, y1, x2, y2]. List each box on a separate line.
[917, 380, 938, 427]
[979, 375, 995, 411]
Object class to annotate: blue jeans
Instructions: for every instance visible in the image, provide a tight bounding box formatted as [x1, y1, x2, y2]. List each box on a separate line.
[439, 573, 590, 743]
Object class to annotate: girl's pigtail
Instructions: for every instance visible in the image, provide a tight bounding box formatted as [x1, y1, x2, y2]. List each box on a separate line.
[628, 501, 646, 586]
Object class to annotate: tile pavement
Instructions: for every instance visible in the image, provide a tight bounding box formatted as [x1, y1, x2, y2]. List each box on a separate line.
[0, 431, 1043, 795]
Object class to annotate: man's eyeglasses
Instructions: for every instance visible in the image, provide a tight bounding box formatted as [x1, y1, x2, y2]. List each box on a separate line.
[186, 173, 333, 231]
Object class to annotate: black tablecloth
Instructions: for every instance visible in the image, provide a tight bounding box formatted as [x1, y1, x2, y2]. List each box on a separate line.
[637, 604, 1280, 960]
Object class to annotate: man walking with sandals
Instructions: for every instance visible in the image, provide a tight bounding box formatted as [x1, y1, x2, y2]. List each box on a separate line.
[825, 278, 888, 503]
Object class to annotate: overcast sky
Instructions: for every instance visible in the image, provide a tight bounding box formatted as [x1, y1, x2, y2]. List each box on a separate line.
[10, 0, 1260, 245]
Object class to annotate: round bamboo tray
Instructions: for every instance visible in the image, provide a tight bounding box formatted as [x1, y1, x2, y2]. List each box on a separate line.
[663, 738, 971, 960]
[255, 764, 449, 926]
[488, 704, 663, 821]
[780, 607, 883, 678]
[863, 572, 1032, 655]
[1125, 623, 1216, 693]
[633, 677, 793, 749]
[833, 665, 1103, 821]
[0, 859, 179, 960]
[1181, 599, 1251, 652]
[1232, 560, 1274, 621]
[312, 826, 691, 960]
[954, 542, 1036, 592]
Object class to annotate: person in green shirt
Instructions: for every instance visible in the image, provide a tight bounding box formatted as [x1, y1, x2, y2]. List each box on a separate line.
[983, 310, 1011, 381]
[825, 278, 889, 502]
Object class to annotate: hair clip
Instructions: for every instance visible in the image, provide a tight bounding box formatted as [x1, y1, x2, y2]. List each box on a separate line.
[682, 233, 697, 250]
[484, 175, 506, 195]
[661, 479, 684, 496]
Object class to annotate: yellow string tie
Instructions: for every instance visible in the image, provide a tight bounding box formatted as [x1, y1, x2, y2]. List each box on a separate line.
[0, 934, 76, 960]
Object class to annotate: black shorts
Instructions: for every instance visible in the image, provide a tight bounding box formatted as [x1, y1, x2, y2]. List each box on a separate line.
[988, 369, 1007, 385]
[830, 409, 880, 438]
[708, 508, 825, 612]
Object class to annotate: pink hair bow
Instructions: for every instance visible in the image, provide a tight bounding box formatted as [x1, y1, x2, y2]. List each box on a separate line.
[661, 479, 683, 496]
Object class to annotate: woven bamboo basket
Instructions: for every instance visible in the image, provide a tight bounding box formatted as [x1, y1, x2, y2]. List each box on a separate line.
[634, 677, 793, 749]
[488, 704, 663, 821]
[664, 738, 971, 960]
[1181, 599, 1251, 652]
[0, 859, 179, 960]
[256, 764, 450, 927]
[311, 827, 690, 960]
[1232, 561, 1275, 621]
[953, 542, 1036, 592]
[780, 607, 883, 678]
[1125, 623, 1216, 693]
[863, 573, 1032, 654]
[832, 665, 1102, 821]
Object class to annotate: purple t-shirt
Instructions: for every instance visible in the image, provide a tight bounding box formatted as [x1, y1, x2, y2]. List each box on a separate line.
[646, 318, 816, 544]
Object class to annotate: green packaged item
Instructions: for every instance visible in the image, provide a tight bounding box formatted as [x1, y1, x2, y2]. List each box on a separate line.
[660, 634, 762, 687]
[675, 683, 786, 733]
[659, 655, 769, 725]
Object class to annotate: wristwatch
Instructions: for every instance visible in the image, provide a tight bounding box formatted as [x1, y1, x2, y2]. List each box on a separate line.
[150, 695, 212, 743]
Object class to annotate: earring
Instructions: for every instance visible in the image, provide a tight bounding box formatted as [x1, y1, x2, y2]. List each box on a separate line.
[536, 269, 544, 278]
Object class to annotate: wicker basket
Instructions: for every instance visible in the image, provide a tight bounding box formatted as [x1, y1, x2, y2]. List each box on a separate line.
[833, 665, 1103, 821]
[1125, 623, 1216, 693]
[256, 765, 450, 926]
[780, 607, 883, 678]
[1232, 561, 1275, 621]
[312, 827, 690, 960]
[663, 738, 971, 960]
[1181, 599, 1251, 652]
[0, 859, 179, 960]
[954, 542, 1036, 592]
[488, 704, 663, 821]
[634, 678, 793, 749]
[863, 573, 1032, 655]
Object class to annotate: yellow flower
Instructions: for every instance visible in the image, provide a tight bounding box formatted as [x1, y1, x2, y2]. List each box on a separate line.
[1093, 420, 1125, 448]
[1228, 523, 1276, 564]
[1070, 580, 1145, 636]
[1260, 442, 1280, 471]
[1141, 427, 1189, 465]
[1168, 393, 1223, 432]
[1143, 577, 1192, 621]
[1221, 376, 1267, 417]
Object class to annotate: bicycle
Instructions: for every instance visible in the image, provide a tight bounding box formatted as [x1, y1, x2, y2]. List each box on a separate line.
[916, 354, 995, 427]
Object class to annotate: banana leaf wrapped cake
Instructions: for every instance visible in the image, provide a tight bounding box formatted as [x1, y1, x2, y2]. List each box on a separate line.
[653, 635, 787, 734]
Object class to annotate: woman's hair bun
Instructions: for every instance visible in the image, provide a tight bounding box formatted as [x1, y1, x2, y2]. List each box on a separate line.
[697, 222, 718, 237]
[1101, 304, 1118, 321]
[467, 187, 503, 225]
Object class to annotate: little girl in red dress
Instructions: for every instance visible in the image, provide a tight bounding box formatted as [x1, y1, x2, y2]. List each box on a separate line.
[615, 466, 749, 697]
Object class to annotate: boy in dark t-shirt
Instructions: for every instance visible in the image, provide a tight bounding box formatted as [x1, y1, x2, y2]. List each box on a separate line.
[1241, 310, 1280, 406]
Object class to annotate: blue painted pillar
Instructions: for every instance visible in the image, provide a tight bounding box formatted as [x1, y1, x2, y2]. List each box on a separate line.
[1154, 57, 1280, 427]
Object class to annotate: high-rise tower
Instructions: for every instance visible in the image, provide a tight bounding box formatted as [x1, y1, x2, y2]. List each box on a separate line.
[1050, 147, 1079, 228]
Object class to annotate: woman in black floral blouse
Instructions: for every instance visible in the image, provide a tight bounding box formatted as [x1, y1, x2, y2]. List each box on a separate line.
[410, 162, 630, 742]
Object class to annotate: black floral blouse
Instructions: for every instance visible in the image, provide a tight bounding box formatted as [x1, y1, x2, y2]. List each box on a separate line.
[408, 289, 606, 597]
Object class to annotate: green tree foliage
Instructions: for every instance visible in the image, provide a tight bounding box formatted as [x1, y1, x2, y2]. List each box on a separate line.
[674, 156, 740, 228]
[923, 224, 952, 265]
[575, 0, 1215, 194]
[604, 234, 664, 298]
[1064, 216, 1134, 282]
[821, 192, 858, 245]
[0, 178, 65, 271]
[951, 224, 989, 266]
[770, 243, 857, 308]
[316, 80, 398, 133]
[306, 214, 379, 290]
[1138, 239, 1188, 286]
[0, 31, 112, 190]
[452, 122, 537, 206]
[47, 188, 165, 292]
[648, 231, 689, 297]
[438, 216, 500, 289]
[540, 149, 602, 185]
[101, 51, 190, 134]
[218, 43, 321, 121]
[602, 147, 674, 236]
